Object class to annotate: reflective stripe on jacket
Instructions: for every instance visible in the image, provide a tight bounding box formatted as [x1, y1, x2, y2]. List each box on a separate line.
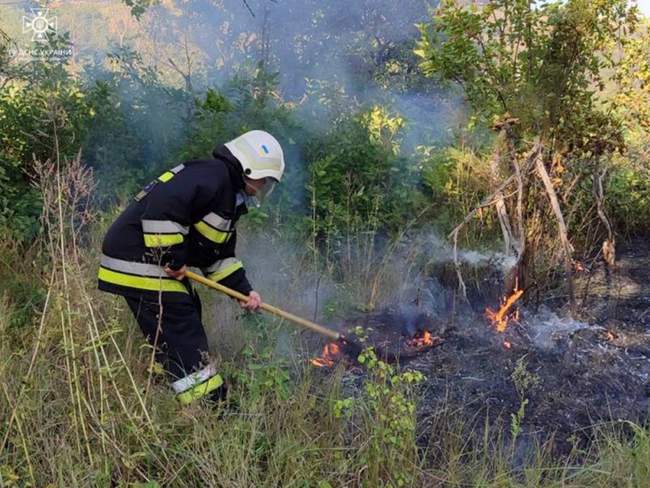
[98, 151, 253, 302]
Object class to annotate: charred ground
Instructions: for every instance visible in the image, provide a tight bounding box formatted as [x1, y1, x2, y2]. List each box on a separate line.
[321, 239, 650, 459]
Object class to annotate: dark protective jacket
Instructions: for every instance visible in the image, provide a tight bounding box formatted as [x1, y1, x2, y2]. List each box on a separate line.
[98, 146, 253, 302]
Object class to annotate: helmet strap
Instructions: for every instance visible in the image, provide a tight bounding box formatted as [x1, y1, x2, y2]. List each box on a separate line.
[244, 179, 258, 194]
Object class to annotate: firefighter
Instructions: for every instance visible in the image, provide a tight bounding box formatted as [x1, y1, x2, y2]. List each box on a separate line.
[98, 130, 284, 405]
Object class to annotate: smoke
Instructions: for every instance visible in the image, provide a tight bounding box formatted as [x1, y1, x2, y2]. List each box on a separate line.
[236, 227, 338, 323]
[124, 0, 454, 144]
[2, 0, 460, 172]
[2, 1, 480, 326]
[524, 306, 594, 352]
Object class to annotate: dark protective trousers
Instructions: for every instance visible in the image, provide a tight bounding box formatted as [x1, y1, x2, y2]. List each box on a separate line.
[124, 288, 209, 381]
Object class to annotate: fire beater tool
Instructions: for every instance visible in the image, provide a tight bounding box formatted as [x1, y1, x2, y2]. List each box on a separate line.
[186, 270, 364, 358]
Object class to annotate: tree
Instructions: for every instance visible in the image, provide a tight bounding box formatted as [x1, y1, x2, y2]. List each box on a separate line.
[416, 0, 637, 306]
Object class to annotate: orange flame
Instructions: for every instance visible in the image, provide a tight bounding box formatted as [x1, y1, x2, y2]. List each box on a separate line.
[485, 287, 524, 332]
[310, 342, 342, 368]
[407, 330, 435, 348]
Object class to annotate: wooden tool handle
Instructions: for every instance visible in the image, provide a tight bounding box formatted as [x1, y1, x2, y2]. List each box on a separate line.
[185, 270, 341, 341]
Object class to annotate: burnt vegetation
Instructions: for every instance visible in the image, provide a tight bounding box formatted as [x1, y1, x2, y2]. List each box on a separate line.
[1, 0, 650, 486]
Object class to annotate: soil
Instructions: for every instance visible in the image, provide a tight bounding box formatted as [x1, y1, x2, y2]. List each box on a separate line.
[326, 239, 650, 458]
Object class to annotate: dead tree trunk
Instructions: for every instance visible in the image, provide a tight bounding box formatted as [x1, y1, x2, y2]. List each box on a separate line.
[535, 149, 575, 310]
[449, 140, 541, 300]
[593, 161, 616, 268]
[490, 118, 519, 257]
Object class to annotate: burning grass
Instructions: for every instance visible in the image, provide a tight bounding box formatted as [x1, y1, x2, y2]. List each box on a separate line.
[310, 341, 343, 368]
[309, 327, 444, 369]
[485, 285, 524, 333]
[406, 329, 436, 348]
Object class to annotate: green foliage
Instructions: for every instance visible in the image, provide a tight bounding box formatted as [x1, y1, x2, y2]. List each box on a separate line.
[420, 143, 497, 235]
[305, 105, 422, 251]
[230, 312, 295, 403]
[0, 32, 193, 235]
[612, 21, 650, 130]
[169, 87, 232, 161]
[3, 280, 45, 330]
[85, 46, 192, 189]
[416, 0, 637, 156]
[0, 33, 192, 235]
[416, 0, 632, 135]
[234, 347, 292, 403]
[339, 348, 425, 486]
[415, 0, 646, 277]
[510, 356, 540, 446]
[607, 161, 650, 236]
[605, 21, 650, 236]
[81, 79, 146, 200]
[121, 0, 159, 20]
[0, 257, 44, 335]
[0, 34, 94, 238]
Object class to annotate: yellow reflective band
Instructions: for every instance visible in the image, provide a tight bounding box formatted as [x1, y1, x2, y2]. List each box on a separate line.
[194, 221, 230, 244]
[158, 171, 174, 183]
[143, 233, 184, 247]
[208, 261, 243, 282]
[176, 374, 223, 405]
[98, 267, 188, 293]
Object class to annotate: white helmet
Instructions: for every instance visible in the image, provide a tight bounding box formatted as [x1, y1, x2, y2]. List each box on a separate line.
[224, 130, 285, 182]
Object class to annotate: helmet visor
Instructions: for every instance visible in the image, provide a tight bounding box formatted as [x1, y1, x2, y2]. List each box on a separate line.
[256, 178, 276, 201]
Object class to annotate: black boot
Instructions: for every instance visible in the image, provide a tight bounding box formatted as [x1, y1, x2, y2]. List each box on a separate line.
[208, 381, 228, 403]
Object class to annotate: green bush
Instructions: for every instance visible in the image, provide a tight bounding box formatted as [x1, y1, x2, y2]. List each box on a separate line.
[0, 35, 94, 239]
[305, 106, 424, 250]
[607, 163, 650, 236]
[419, 143, 500, 242]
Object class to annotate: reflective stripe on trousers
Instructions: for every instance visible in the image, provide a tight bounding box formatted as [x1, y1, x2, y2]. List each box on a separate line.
[123, 294, 221, 405]
[172, 364, 224, 405]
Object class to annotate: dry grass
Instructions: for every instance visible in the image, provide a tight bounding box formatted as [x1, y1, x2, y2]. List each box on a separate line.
[1, 155, 649, 487]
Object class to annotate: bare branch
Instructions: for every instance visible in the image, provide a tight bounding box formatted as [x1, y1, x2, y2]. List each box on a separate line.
[535, 146, 575, 308]
[242, 0, 255, 17]
[448, 141, 543, 299]
[593, 163, 616, 268]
